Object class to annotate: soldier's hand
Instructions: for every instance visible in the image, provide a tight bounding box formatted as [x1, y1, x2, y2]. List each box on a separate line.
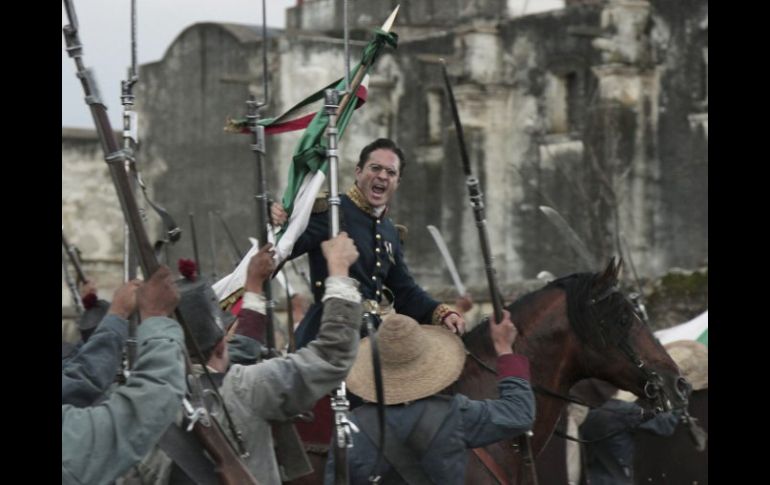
[108, 280, 141, 319]
[489, 309, 517, 355]
[246, 243, 276, 293]
[138, 266, 180, 320]
[270, 202, 288, 226]
[322, 232, 359, 277]
[442, 312, 466, 335]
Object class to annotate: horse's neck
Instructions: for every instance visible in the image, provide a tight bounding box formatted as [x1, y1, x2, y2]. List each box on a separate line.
[513, 295, 582, 455]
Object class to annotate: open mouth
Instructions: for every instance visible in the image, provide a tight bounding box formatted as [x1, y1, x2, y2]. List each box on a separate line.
[371, 183, 387, 196]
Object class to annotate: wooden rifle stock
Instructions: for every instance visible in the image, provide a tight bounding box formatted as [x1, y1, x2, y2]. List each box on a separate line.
[193, 418, 260, 485]
[63, 2, 259, 482]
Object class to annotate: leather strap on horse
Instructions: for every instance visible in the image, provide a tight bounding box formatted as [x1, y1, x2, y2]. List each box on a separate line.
[471, 447, 510, 485]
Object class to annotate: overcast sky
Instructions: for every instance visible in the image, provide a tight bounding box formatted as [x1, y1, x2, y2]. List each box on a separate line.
[63, 1, 565, 129]
[62, 0, 296, 129]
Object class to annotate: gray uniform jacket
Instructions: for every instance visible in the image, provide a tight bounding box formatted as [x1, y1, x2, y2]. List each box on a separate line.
[62, 317, 185, 485]
[62, 314, 128, 407]
[131, 294, 363, 485]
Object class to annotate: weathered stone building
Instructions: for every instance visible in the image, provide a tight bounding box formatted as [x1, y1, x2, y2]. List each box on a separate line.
[62, 128, 126, 339]
[63, 0, 707, 323]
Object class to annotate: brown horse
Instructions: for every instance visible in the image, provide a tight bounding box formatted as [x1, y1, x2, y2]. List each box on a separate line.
[453, 259, 690, 485]
[289, 259, 690, 485]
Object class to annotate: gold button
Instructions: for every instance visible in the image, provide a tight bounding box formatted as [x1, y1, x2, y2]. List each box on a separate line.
[376, 290, 381, 296]
[375, 234, 382, 240]
[375, 248, 380, 253]
[376, 219, 381, 224]
[372, 275, 377, 281]
[376, 261, 381, 267]
[315, 281, 323, 288]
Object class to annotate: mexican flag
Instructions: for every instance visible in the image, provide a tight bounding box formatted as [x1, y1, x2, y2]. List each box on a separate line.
[214, 29, 398, 302]
[273, 29, 398, 264]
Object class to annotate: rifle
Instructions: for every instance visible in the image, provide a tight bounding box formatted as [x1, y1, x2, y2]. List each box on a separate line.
[245, 0, 276, 355]
[441, 60, 539, 485]
[63, 2, 258, 482]
[62, 228, 88, 285]
[440, 61, 504, 324]
[62, 229, 85, 315]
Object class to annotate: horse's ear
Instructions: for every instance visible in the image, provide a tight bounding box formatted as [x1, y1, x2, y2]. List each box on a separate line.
[596, 257, 615, 283]
[613, 257, 624, 280]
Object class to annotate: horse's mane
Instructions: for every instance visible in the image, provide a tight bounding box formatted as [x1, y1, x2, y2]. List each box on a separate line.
[463, 269, 635, 351]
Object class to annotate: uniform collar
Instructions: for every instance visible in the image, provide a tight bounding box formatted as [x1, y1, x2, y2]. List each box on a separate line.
[347, 184, 388, 218]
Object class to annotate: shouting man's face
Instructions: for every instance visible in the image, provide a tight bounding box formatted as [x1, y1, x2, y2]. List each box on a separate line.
[354, 148, 401, 209]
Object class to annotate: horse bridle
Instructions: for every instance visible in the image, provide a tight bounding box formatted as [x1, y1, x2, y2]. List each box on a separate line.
[591, 284, 688, 412]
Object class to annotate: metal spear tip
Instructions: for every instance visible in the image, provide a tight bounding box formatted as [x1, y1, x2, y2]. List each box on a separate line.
[381, 4, 400, 32]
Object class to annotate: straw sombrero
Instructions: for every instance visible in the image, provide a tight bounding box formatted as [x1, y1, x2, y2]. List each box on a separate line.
[664, 339, 708, 391]
[346, 313, 466, 405]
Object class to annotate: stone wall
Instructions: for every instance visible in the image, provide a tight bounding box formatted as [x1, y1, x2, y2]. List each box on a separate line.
[62, 0, 707, 331]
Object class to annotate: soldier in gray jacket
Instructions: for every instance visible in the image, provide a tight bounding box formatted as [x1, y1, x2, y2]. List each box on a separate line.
[62, 279, 141, 407]
[62, 266, 184, 485]
[133, 232, 364, 485]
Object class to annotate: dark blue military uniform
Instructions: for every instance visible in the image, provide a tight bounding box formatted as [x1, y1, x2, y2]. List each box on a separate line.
[291, 187, 442, 349]
[581, 399, 680, 485]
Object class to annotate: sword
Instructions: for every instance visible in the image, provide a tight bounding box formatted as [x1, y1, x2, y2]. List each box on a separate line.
[426, 225, 466, 296]
[538, 205, 597, 270]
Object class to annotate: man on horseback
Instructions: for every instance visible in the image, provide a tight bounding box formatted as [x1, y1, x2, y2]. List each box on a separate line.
[323, 309, 534, 485]
[271, 138, 467, 349]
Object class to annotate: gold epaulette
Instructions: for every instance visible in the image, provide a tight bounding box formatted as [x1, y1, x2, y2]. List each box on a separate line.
[220, 287, 246, 312]
[312, 191, 329, 214]
[395, 224, 408, 245]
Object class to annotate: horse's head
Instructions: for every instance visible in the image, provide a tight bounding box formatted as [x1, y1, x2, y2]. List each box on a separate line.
[559, 258, 691, 411]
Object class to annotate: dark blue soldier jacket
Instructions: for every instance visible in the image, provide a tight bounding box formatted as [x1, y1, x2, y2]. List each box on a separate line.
[290, 185, 453, 349]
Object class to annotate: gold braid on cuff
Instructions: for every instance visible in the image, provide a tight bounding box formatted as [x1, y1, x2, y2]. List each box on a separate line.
[432, 303, 456, 326]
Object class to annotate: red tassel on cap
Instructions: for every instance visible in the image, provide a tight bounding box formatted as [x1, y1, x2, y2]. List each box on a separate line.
[178, 258, 197, 281]
[82, 293, 98, 310]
